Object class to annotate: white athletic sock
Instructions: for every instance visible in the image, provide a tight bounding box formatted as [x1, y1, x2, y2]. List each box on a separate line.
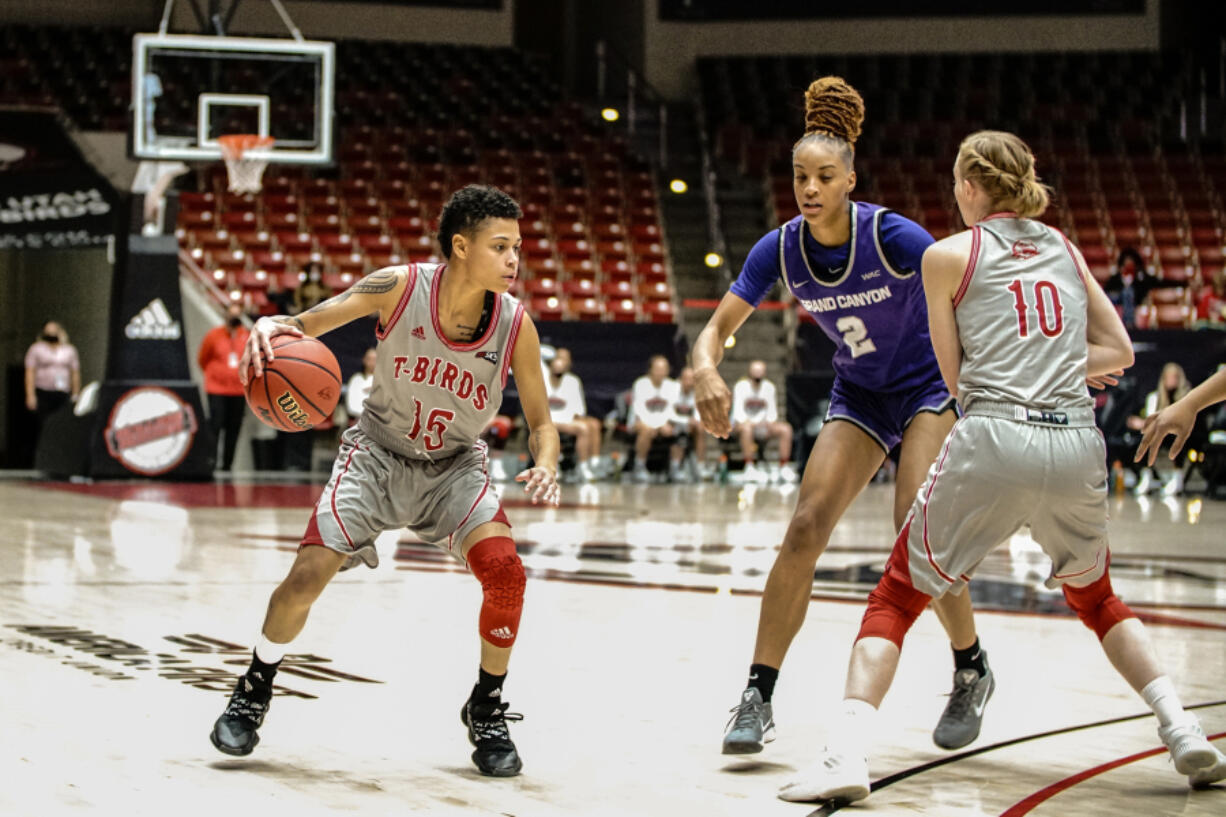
[255, 633, 289, 665]
[834, 698, 878, 759]
[1141, 676, 1187, 727]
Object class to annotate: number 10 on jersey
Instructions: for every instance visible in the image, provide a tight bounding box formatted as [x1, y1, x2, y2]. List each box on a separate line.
[1006, 279, 1065, 338]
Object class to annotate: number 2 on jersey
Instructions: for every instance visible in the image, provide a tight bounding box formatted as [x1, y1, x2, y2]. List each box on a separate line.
[406, 398, 455, 451]
[1006, 279, 1064, 338]
[836, 316, 878, 358]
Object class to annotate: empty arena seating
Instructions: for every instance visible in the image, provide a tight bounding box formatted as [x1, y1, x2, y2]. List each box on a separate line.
[0, 24, 675, 325]
[699, 52, 1223, 306]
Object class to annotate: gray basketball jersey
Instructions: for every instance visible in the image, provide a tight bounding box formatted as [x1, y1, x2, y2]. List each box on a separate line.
[358, 263, 524, 460]
[953, 215, 1092, 412]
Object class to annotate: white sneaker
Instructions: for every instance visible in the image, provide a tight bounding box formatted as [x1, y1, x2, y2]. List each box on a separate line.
[1161, 470, 1185, 497]
[743, 462, 768, 484]
[579, 461, 597, 483]
[489, 458, 510, 482]
[777, 748, 870, 803]
[1188, 746, 1226, 788]
[1159, 719, 1219, 775]
[1135, 469, 1155, 495]
[779, 463, 798, 483]
[632, 464, 650, 484]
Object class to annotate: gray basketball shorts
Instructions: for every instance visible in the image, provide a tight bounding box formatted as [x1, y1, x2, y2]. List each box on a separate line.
[900, 406, 1109, 598]
[300, 426, 508, 569]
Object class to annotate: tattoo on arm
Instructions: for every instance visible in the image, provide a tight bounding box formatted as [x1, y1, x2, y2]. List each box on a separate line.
[303, 269, 401, 317]
[351, 268, 400, 294]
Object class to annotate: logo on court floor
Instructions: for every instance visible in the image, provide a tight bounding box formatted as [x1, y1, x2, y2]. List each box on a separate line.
[103, 387, 198, 475]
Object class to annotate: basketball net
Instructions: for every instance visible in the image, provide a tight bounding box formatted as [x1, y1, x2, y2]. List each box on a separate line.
[218, 134, 275, 194]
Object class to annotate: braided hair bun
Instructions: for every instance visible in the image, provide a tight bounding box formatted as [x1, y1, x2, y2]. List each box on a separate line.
[802, 76, 865, 148]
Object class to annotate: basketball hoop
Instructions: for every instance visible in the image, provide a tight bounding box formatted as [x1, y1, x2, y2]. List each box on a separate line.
[218, 134, 274, 194]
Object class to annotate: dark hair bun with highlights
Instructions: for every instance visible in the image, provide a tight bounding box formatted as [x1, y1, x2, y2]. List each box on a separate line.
[803, 76, 865, 147]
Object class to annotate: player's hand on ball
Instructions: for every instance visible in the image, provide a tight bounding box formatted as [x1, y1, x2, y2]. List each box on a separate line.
[1086, 368, 1124, 390]
[240, 317, 303, 386]
[515, 465, 560, 506]
[1135, 401, 1198, 467]
[694, 368, 733, 438]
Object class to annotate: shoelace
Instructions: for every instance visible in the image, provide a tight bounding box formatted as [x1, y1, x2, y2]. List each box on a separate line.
[943, 672, 979, 720]
[726, 700, 763, 731]
[470, 702, 523, 743]
[224, 678, 271, 723]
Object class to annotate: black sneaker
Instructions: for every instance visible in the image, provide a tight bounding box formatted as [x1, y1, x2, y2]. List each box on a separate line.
[210, 674, 273, 756]
[933, 654, 995, 750]
[460, 699, 524, 777]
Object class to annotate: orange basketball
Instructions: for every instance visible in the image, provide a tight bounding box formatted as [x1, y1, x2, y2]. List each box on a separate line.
[245, 335, 342, 432]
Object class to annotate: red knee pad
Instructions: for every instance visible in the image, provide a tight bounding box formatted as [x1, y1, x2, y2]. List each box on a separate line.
[467, 536, 525, 648]
[856, 522, 932, 648]
[1062, 571, 1135, 641]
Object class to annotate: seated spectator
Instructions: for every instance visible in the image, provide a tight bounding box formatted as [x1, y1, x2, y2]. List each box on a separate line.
[1127, 362, 1190, 496]
[630, 355, 681, 483]
[1104, 247, 1154, 328]
[263, 273, 293, 317]
[1192, 268, 1226, 325]
[545, 347, 604, 481]
[731, 360, 795, 483]
[346, 347, 377, 425]
[671, 366, 712, 481]
[292, 261, 332, 314]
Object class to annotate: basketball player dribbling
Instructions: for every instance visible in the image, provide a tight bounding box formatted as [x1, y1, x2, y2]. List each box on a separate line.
[778, 131, 1226, 804]
[694, 77, 994, 755]
[209, 185, 560, 778]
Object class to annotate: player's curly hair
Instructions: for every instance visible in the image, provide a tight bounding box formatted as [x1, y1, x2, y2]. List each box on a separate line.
[793, 76, 865, 167]
[438, 184, 523, 259]
[956, 131, 1051, 219]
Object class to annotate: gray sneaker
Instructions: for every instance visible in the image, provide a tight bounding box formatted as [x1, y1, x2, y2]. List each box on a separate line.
[933, 656, 995, 750]
[723, 687, 776, 755]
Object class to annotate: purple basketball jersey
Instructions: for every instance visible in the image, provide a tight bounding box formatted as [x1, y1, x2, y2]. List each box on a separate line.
[779, 202, 941, 392]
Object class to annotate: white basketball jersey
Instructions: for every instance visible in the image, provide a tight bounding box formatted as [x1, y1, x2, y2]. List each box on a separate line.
[359, 264, 524, 460]
[953, 215, 1092, 412]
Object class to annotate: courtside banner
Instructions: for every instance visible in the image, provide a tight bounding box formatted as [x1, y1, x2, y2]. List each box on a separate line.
[0, 109, 119, 248]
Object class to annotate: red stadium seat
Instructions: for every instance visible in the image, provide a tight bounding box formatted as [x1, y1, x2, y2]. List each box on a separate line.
[1150, 287, 1186, 305]
[1153, 304, 1191, 329]
[642, 300, 676, 324]
[523, 238, 554, 261]
[234, 231, 273, 252]
[601, 280, 634, 298]
[637, 261, 668, 282]
[562, 278, 597, 298]
[250, 251, 288, 273]
[639, 281, 672, 301]
[569, 296, 604, 322]
[237, 269, 270, 290]
[525, 277, 559, 297]
[634, 242, 666, 263]
[562, 257, 598, 279]
[556, 239, 593, 259]
[277, 232, 314, 254]
[265, 211, 300, 231]
[606, 298, 639, 323]
[596, 240, 630, 260]
[601, 258, 633, 277]
[358, 234, 395, 253]
[530, 295, 564, 322]
[367, 251, 404, 269]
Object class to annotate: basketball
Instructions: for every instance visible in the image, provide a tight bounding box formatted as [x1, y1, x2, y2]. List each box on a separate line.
[244, 335, 341, 432]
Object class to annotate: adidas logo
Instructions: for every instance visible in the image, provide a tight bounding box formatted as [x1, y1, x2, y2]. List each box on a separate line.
[125, 298, 182, 340]
[489, 626, 514, 640]
[411, 326, 426, 340]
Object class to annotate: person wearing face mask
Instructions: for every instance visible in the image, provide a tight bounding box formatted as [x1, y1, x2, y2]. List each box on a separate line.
[197, 302, 251, 471]
[730, 360, 794, 484]
[24, 320, 80, 448]
[293, 261, 333, 314]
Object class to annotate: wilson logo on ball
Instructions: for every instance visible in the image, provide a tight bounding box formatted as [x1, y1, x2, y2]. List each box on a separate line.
[276, 392, 313, 429]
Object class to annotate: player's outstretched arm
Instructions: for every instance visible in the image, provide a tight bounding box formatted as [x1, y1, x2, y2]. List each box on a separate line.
[921, 241, 966, 398]
[240, 267, 408, 384]
[510, 314, 561, 506]
[692, 292, 755, 438]
[1135, 368, 1226, 466]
